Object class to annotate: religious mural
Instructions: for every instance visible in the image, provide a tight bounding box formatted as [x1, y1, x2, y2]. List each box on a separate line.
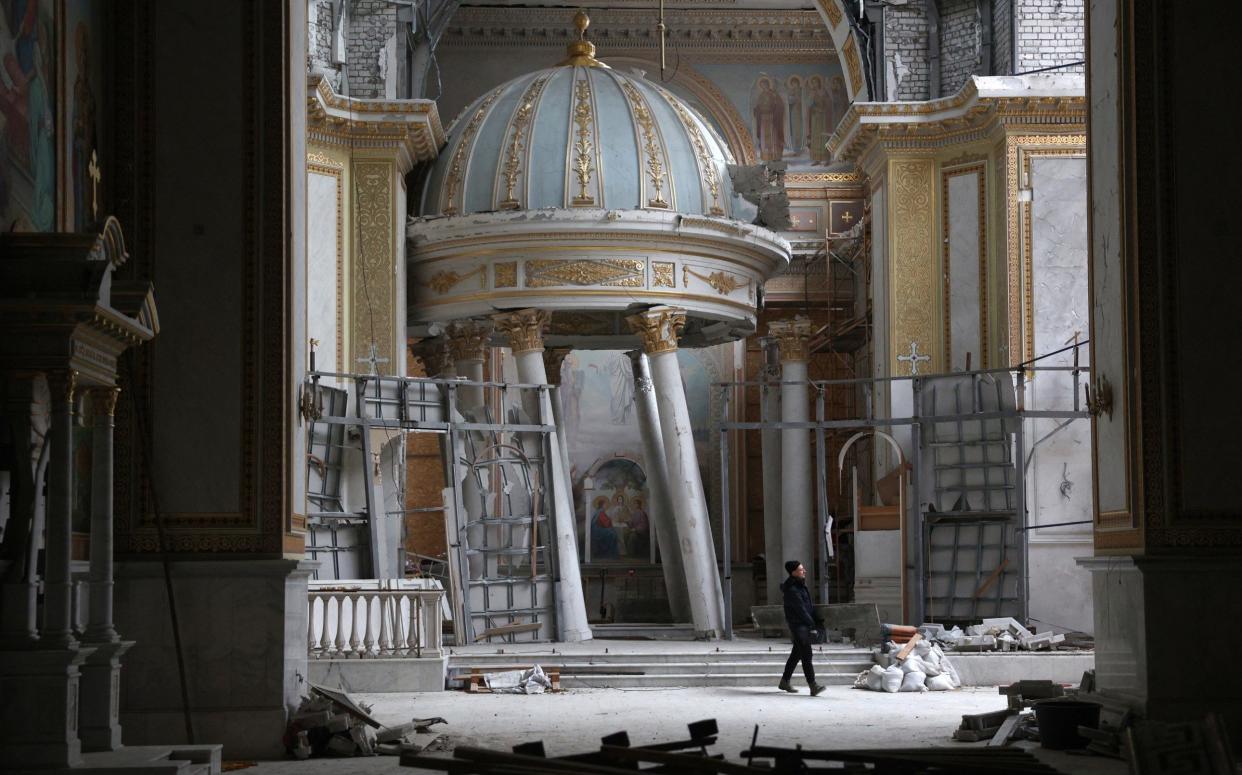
[0, 0, 56, 232]
[63, 0, 105, 231]
[697, 63, 847, 169]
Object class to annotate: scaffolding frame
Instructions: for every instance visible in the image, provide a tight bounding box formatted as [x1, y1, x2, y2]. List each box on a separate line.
[301, 371, 564, 645]
[714, 356, 1091, 636]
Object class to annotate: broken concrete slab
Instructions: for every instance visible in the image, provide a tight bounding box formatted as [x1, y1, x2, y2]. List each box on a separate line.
[981, 617, 1033, 640]
[954, 634, 997, 651]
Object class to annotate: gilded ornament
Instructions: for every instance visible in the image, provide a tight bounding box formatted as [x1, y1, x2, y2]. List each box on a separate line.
[620, 81, 670, 209]
[499, 75, 552, 209]
[652, 261, 675, 288]
[768, 316, 815, 362]
[494, 261, 518, 288]
[890, 158, 937, 375]
[446, 319, 494, 363]
[441, 87, 505, 215]
[661, 90, 724, 215]
[493, 308, 551, 355]
[843, 35, 865, 95]
[820, 0, 844, 27]
[686, 266, 748, 295]
[626, 307, 686, 355]
[353, 161, 395, 369]
[525, 258, 645, 288]
[425, 266, 485, 295]
[88, 386, 121, 417]
[571, 78, 597, 206]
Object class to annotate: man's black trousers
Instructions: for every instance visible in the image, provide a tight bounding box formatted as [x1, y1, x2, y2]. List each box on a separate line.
[781, 625, 816, 684]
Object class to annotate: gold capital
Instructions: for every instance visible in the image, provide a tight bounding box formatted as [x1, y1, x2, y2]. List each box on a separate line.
[446, 319, 493, 364]
[47, 370, 79, 408]
[492, 308, 551, 355]
[768, 316, 815, 363]
[626, 306, 686, 356]
[411, 338, 454, 377]
[88, 386, 121, 418]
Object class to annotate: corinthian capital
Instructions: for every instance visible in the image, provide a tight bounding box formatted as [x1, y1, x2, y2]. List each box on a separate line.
[492, 308, 551, 355]
[768, 316, 815, 363]
[626, 306, 686, 356]
[445, 319, 493, 364]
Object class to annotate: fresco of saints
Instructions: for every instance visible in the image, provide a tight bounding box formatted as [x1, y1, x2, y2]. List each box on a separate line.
[785, 76, 804, 156]
[0, 0, 55, 230]
[751, 76, 785, 162]
[806, 75, 832, 165]
[830, 75, 849, 128]
[625, 496, 650, 559]
[590, 496, 619, 560]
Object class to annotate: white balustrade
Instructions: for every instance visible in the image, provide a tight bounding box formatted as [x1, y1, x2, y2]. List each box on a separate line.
[307, 587, 444, 659]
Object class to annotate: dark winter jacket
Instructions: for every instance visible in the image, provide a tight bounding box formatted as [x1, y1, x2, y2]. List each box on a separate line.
[781, 576, 816, 630]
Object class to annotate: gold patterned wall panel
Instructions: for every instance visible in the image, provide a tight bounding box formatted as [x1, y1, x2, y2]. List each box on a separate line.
[524, 258, 645, 288]
[888, 158, 940, 375]
[352, 160, 397, 373]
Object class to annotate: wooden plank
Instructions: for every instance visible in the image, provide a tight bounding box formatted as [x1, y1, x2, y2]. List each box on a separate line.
[894, 632, 923, 661]
[973, 559, 1010, 599]
[599, 744, 756, 774]
[473, 622, 543, 641]
[988, 714, 1023, 747]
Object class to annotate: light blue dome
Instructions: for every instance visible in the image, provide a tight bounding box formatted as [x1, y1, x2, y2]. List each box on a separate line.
[421, 64, 736, 218]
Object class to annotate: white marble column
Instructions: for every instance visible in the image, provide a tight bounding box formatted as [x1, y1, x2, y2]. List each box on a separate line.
[446, 319, 491, 412]
[494, 310, 592, 642]
[759, 338, 785, 606]
[769, 318, 815, 600]
[628, 351, 693, 624]
[627, 307, 723, 639]
[43, 370, 78, 648]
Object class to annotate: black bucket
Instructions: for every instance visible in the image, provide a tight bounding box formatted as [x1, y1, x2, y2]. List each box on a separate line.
[1033, 699, 1101, 750]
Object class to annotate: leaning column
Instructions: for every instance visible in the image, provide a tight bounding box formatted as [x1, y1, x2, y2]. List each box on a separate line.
[759, 338, 785, 606]
[493, 309, 592, 642]
[80, 386, 132, 751]
[446, 319, 492, 412]
[627, 307, 723, 638]
[769, 317, 815, 599]
[628, 350, 693, 623]
[446, 320, 493, 583]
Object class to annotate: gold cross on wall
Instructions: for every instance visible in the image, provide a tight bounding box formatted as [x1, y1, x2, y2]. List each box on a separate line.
[87, 151, 101, 220]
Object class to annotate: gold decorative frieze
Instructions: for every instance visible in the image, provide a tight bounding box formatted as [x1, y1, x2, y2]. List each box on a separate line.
[493, 308, 551, 355]
[306, 150, 342, 170]
[525, 258, 645, 288]
[425, 266, 485, 295]
[662, 88, 724, 215]
[627, 306, 686, 355]
[571, 78, 597, 206]
[620, 81, 671, 209]
[818, 0, 844, 27]
[494, 261, 518, 288]
[446, 319, 493, 363]
[768, 316, 815, 363]
[685, 266, 748, 295]
[842, 35, 865, 95]
[499, 75, 552, 209]
[653, 261, 676, 288]
[352, 160, 395, 371]
[441, 87, 505, 216]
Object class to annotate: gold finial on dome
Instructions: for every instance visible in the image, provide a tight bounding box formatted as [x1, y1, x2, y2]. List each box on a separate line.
[558, 10, 610, 68]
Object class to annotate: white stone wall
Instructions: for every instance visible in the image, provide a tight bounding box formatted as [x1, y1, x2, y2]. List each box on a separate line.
[1015, 0, 1084, 74]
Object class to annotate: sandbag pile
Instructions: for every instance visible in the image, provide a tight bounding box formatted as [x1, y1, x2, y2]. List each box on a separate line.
[853, 639, 962, 693]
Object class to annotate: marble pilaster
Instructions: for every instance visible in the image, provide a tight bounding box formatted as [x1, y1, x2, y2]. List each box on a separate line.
[627, 307, 723, 638]
[43, 370, 78, 649]
[628, 351, 692, 623]
[769, 318, 815, 598]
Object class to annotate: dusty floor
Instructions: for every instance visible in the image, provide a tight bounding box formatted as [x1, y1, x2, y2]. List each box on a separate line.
[243, 685, 1128, 774]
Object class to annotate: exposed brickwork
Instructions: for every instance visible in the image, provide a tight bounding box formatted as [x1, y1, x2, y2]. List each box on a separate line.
[939, 0, 980, 96]
[346, 0, 398, 99]
[308, 0, 343, 90]
[884, 3, 930, 100]
[992, 0, 1013, 74]
[1015, 0, 1084, 74]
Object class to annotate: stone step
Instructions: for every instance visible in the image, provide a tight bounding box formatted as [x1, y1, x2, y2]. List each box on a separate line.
[449, 659, 874, 677]
[558, 671, 863, 689]
[448, 649, 873, 668]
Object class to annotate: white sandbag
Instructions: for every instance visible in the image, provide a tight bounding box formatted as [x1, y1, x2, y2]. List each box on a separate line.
[863, 665, 886, 691]
[880, 664, 903, 693]
[900, 655, 927, 674]
[926, 674, 956, 691]
[853, 670, 873, 690]
[899, 671, 928, 692]
[938, 655, 962, 688]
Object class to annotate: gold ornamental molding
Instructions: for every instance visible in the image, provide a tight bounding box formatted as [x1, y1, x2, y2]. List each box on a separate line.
[620, 80, 673, 209]
[425, 266, 485, 295]
[351, 160, 396, 373]
[446, 319, 494, 363]
[684, 265, 749, 296]
[306, 74, 444, 170]
[498, 75, 553, 209]
[570, 77, 598, 206]
[494, 262, 518, 288]
[525, 258, 645, 288]
[889, 158, 939, 375]
[441, 86, 505, 216]
[653, 261, 676, 288]
[661, 86, 725, 215]
[842, 34, 864, 95]
[493, 308, 551, 355]
[768, 316, 815, 363]
[627, 306, 687, 355]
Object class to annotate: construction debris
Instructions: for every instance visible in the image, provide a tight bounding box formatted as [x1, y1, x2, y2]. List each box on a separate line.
[854, 639, 962, 693]
[917, 619, 1087, 652]
[285, 684, 445, 759]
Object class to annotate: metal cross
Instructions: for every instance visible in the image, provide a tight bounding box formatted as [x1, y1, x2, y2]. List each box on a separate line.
[898, 341, 930, 375]
[840, 209, 854, 223]
[357, 342, 390, 376]
[87, 151, 101, 220]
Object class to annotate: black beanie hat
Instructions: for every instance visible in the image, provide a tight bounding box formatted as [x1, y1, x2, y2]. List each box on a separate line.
[784, 560, 801, 575]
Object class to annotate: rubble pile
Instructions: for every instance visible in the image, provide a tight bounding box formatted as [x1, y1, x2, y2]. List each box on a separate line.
[853, 635, 963, 693]
[284, 684, 445, 759]
[918, 618, 1085, 652]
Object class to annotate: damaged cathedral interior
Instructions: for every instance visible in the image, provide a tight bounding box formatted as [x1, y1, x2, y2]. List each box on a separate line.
[1, 0, 1239, 772]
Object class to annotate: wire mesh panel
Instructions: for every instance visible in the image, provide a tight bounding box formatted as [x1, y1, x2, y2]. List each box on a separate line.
[305, 384, 370, 580]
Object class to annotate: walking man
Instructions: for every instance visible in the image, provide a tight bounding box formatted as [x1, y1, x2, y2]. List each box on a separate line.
[778, 560, 826, 696]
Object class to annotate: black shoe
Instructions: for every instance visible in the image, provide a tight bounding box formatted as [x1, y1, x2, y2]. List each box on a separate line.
[778, 680, 797, 693]
[810, 683, 826, 696]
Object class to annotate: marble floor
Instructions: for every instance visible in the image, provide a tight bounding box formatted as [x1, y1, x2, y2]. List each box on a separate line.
[239, 685, 1129, 774]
